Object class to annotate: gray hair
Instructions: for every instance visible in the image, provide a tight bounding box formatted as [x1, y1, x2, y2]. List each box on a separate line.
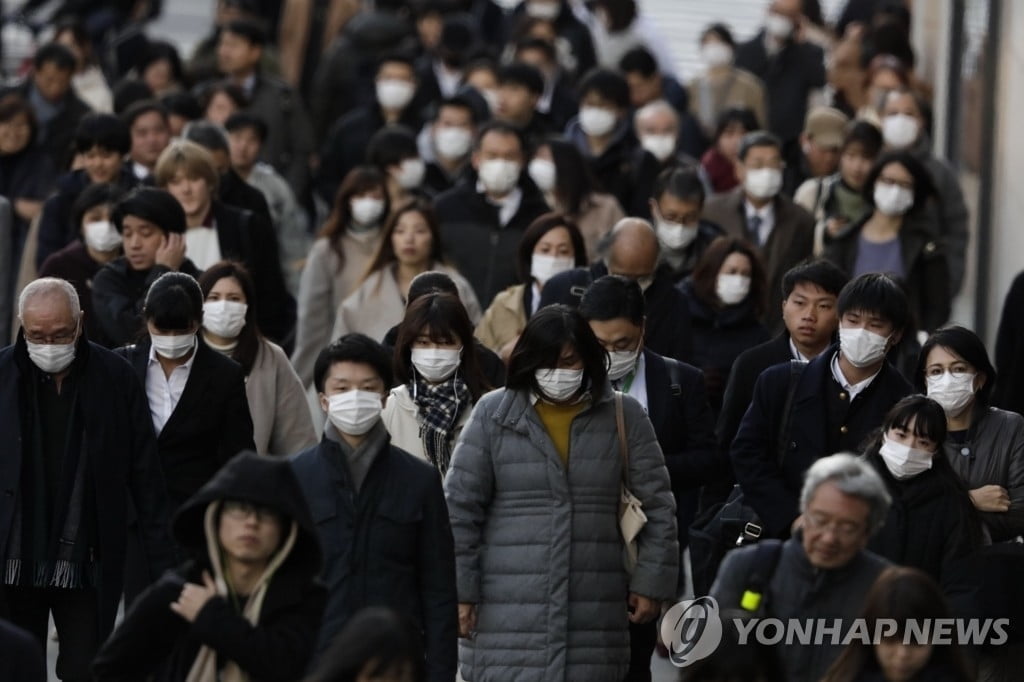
[18, 277, 82, 322]
[634, 99, 679, 129]
[799, 453, 891, 534]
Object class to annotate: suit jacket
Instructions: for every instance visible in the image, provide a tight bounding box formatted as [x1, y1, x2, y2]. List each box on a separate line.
[117, 340, 256, 511]
[701, 186, 814, 331]
[717, 332, 794, 454]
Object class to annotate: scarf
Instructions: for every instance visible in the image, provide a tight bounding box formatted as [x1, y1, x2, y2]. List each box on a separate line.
[325, 421, 389, 493]
[185, 502, 298, 682]
[412, 374, 469, 475]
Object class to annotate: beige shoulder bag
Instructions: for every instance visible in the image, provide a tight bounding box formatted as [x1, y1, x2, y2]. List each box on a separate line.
[615, 391, 648, 574]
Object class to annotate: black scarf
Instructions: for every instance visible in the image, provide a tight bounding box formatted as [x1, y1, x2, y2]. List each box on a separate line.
[412, 374, 469, 475]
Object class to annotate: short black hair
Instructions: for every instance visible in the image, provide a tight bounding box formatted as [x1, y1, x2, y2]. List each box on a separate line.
[221, 18, 268, 46]
[434, 94, 479, 125]
[305, 607, 425, 682]
[497, 62, 544, 96]
[577, 68, 631, 110]
[515, 37, 557, 64]
[160, 92, 203, 121]
[713, 107, 760, 142]
[71, 183, 125, 231]
[143, 271, 203, 331]
[863, 150, 935, 215]
[366, 125, 418, 169]
[183, 120, 229, 154]
[112, 187, 187, 235]
[313, 333, 393, 394]
[653, 166, 705, 205]
[224, 111, 268, 142]
[883, 394, 948, 446]
[33, 42, 77, 72]
[701, 23, 736, 47]
[619, 47, 658, 79]
[579, 275, 646, 327]
[916, 325, 997, 409]
[113, 79, 155, 114]
[376, 51, 416, 73]
[74, 113, 131, 154]
[122, 99, 169, 129]
[836, 272, 911, 335]
[506, 304, 608, 397]
[781, 260, 850, 300]
[474, 120, 525, 153]
[408, 271, 458, 305]
[738, 130, 782, 162]
[842, 120, 883, 158]
[138, 40, 184, 85]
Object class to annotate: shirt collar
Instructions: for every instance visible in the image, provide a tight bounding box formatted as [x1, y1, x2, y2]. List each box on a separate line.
[829, 351, 880, 395]
[789, 337, 810, 362]
[744, 199, 775, 221]
[147, 336, 199, 369]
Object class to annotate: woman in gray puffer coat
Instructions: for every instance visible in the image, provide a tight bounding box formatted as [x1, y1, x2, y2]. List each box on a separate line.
[444, 305, 679, 682]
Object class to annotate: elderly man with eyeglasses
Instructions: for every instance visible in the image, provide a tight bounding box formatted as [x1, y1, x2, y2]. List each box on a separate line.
[0, 277, 175, 682]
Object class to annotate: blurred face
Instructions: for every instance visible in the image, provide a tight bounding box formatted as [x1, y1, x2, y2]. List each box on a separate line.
[801, 481, 871, 570]
[737, 143, 783, 184]
[391, 210, 433, 267]
[882, 92, 923, 126]
[534, 226, 574, 260]
[635, 109, 677, 138]
[496, 83, 538, 125]
[416, 12, 443, 51]
[34, 62, 73, 103]
[803, 137, 841, 177]
[377, 61, 416, 87]
[867, 69, 906, 111]
[206, 275, 247, 304]
[82, 146, 123, 184]
[79, 202, 111, 235]
[516, 47, 555, 81]
[876, 161, 914, 200]
[875, 640, 934, 682]
[217, 501, 283, 566]
[143, 58, 174, 94]
[318, 360, 386, 411]
[625, 71, 661, 109]
[718, 251, 752, 278]
[228, 126, 262, 172]
[828, 39, 864, 94]
[412, 324, 462, 351]
[216, 31, 260, 76]
[885, 416, 938, 454]
[839, 142, 875, 190]
[0, 112, 32, 154]
[205, 92, 239, 125]
[782, 281, 838, 351]
[472, 130, 524, 169]
[580, 91, 623, 126]
[165, 171, 213, 221]
[168, 113, 189, 138]
[716, 122, 747, 160]
[589, 317, 643, 354]
[130, 111, 171, 168]
[54, 30, 85, 69]
[653, 193, 701, 225]
[120, 215, 165, 271]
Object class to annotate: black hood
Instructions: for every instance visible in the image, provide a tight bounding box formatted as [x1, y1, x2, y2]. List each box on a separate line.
[173, 451, 322, 579]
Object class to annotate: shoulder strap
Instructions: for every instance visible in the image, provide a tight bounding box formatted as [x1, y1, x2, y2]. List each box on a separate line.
[775, 359, 807, 466]
[614, 391, 630, 488]
[741, 539, 784, 613]
[664, 357, 683, 397]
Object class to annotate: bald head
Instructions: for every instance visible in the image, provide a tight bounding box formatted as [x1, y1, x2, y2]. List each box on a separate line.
[607, 219, 659, 284]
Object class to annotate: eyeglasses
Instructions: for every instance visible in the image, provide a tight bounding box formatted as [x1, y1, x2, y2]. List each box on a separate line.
[24, 326, 78, 345]
[925, 366, 973, 378]
[222, 500, 282, 523]
[803, 513, 864, 541]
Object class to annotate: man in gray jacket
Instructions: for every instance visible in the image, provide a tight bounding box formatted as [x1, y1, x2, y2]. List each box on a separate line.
[711, 454, 891, 681]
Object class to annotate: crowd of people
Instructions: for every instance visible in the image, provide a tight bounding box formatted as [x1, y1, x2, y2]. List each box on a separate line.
[0, 0, 1022, 680]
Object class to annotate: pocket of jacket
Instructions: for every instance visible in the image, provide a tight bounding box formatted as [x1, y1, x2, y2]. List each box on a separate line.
[372, 502, 424, 563]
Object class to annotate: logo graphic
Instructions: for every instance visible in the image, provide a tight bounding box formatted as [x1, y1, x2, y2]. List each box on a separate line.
[660, 596, 724, 668]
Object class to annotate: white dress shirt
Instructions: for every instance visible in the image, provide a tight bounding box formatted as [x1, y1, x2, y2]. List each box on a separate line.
[185, 225, 222, 270]
[829, 352, 879, 401]
[789, 338, 810, 362]
[475, 180, 523, 227]
[613, 351, 648, 414]
[146, 338, 198, 435]
[744, 199, 776, 246]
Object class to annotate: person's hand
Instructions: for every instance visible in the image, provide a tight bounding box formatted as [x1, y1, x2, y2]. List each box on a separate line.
[627, 593, 659, 624]
[155, 233, 186, 270]
[458, 603, 477, 638]
[969, 485, 1011, 512]
[169, 571, 218, 623]
[825, 217, 848, 238]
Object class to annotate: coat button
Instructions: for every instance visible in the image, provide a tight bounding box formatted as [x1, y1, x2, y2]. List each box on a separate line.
[840, 426, 848, 434]
[838, 392, 848, 401]
[3, 489, 13, 497]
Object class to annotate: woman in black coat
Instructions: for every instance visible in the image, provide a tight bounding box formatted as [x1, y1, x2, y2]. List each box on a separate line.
[92, 452, 326, 682]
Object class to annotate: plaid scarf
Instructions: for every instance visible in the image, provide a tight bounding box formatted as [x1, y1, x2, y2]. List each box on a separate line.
[412, 374, 469, 475]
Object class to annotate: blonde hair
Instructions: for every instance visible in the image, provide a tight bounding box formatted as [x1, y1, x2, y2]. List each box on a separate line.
[154, 138, 220, 192]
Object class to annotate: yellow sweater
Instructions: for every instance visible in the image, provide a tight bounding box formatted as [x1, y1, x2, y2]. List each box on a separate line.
[534, 400, 588, 467]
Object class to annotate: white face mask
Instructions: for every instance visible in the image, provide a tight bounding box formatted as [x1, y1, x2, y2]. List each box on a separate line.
[535, 367, 584, 402]
[350, 197, 385, 225]
[765, 12, 794, 40]
[873, 183, 914, 216]
[203, 300, 247, 339]
[926, 371, 977, 416]
[607, 346, 639, 381]
[531, 253, 575, 285]
[435, 126, 473, 159]
[744, 167, 782, 200]
[882, 114, 920, 149]
[528, 158, 557, 193]
[716, 273, 751, 305]
[394, 158, 426, 189]
[879, 436, 934, 480]
[326, 390, 382, 436]
[525, 0, 560, 20]
[839, 326, 890, 368]
[640, 134, 677, 162]
[411, 346, 462, 382]
[26, 338, 77, 374]
[579, 106, 618, 137]
[701, 42, 734, 68]
[656, 218, 698, 251]
[478, 159, 521, 195]
[151, 332, 195, 359]
[83, 219, 122, 252]
[376, 78, 416, 110]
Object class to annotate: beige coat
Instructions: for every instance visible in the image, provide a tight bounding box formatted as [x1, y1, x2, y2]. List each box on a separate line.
[475, 284, 528, 353]
[689, 67, 767, 136]
[291, 231, 382, 387]
[574, 192, 625, 261]
[381, 383, 472, 465]
[247, 339, 318, 455]
[329, 263, 482, 343]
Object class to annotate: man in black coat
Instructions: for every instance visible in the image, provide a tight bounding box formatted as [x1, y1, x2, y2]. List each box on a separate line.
[731, 273, 913, 538]
[290, 334, 457, 680]
[0, 278, 175, 681]
[646, 165, 723, 283]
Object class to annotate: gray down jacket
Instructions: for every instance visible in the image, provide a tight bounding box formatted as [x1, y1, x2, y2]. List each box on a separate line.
[443, 385, 679, 682]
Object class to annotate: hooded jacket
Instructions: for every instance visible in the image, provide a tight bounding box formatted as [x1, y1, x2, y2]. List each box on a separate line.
[93, 452, 326, 682]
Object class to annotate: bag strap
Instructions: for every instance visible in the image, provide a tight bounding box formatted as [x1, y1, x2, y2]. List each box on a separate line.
[740, 539, 784, 613]
[664, 356, 683, 397]
[614, 391, 630, 488]
[775, 359, 807, 467]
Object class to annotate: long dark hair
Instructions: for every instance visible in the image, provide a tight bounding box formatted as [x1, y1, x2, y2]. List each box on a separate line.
[197, 261, 262, 374]
[362, 198, 445, 285]
[507, 304, 608, 398]
[544, 137, 600, 214]
[689, 236, 767, 316]
[916, 325, 996, 412]
[516, 213, 588, 283]
[303, 607, 425, 682]
[863, 150, 936, 216]
[319, 165, 390, 260]
[393, 293, 489, 401]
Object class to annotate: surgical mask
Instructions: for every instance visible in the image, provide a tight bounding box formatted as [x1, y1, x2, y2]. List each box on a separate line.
[879, 436, 934, 480]
[701, 42, 734, 68]
[528, 158, 557, 193]
[478, 159, 521, 195]
[531, 253, 575, 285]
[716, 274, 751, 305]
[579, 106, 618, 137]
[926, 371, 977, 416]
[839, 326, 890, 368]
[765, 12, 794, 40]
[26, 339, 76, 374]
[435, 126, 473, 159]
[607, 347, 639, 381]
[873, 183, 914, 216]
[535, 367, 584, 402]
[640, 134, 677, 162]
[881, 114, 920, 149]
[376, 79, 416, 110]
[744, 167, 782, 199]
[202, 300, 247, 339]
[83, 219, 121, 252]
[394, 158, 426, 189]
[326, 390, 382, 436]
[411, 347, 462, 382]
[150, 332, 195, 359]
[656, 218, 698, 250]
[350, 197, 385, 225]
[525, 0, 560, 20]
